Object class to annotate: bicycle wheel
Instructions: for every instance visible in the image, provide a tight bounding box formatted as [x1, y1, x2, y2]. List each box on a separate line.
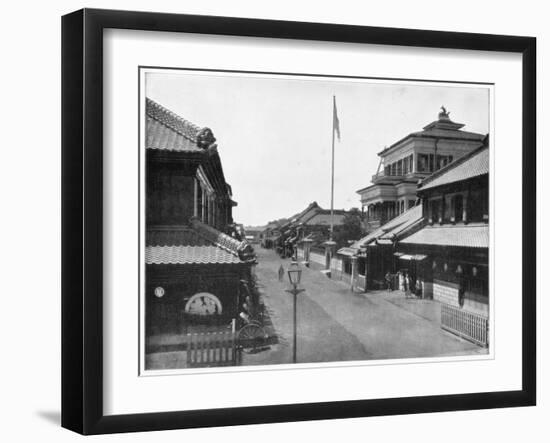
[237, 323, 268, 352]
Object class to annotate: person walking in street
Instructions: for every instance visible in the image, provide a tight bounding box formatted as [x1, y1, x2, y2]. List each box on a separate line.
[278, 264, 285, 282]
[385, 271, 392, 292]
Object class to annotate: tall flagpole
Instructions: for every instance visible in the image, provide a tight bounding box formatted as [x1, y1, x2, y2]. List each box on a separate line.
[330, 96, 336, 241]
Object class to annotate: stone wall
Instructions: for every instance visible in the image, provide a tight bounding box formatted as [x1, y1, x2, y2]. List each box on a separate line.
[433, 279, 460, 307]
[433, 279, 488, 317]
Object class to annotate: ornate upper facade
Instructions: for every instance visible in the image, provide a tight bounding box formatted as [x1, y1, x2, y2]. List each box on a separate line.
[357, 108, 485, 230]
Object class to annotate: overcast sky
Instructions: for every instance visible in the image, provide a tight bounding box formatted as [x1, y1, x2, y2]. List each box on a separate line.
[146, 71, 489, 227]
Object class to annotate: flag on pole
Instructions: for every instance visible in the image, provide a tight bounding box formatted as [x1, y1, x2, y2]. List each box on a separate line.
[333, 96, 341, 141]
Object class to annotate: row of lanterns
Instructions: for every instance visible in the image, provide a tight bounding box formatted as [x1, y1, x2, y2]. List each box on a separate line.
[432, 260, 478, 276]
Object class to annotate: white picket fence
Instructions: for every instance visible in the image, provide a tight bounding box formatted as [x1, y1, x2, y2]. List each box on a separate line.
[441, 304, 489, 347]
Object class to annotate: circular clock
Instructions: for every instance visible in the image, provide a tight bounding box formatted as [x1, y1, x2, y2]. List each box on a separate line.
[154, 286, 165, 298]
[184, 292, 222, 316]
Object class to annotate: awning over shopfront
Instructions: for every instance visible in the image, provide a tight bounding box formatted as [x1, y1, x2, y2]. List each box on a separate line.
[399, 224, 488, 248]
[337, 247, 357, 257]
[397, 254, 428, 261]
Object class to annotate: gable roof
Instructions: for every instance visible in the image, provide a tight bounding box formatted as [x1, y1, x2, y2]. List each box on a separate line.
[290, 202, 322, 223]
[419, 144, 489, 192]
[303, 211, 348, 226]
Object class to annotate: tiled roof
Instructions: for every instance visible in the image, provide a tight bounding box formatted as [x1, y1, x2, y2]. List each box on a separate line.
[303, 212, 347, 226]
[146, 116, 202, 152]
[145, 246, 242, 265]
[147, 98, 200, 139]
[378, 206, 423, 242]
[190, 219, 247, 256]
[399, 224, 488, 248]
[349, 205, 423, 249]
[146, 219, 256, 265]
[419, 145, 489, 191]
[409, 128, 484, 141]
[146, 98, 218, 153]
[290, 202, 322, 224]
[378, 111, 485, 156]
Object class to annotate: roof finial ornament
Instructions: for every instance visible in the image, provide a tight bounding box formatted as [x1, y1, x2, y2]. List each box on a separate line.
[439, 105, 450, 120]
[196, 127, 217, 149]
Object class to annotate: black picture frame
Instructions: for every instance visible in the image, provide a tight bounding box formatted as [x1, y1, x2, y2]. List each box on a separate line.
[61, 8, 536, 435]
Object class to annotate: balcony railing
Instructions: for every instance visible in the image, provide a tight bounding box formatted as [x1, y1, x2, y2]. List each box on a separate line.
[371, 171, 405, 182]
[441, 304, 489, 347]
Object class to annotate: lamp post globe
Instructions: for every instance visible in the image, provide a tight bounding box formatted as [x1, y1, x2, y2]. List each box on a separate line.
[287, 261, 302, 287]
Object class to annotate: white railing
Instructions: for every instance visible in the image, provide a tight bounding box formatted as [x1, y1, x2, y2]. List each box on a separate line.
[441, 304, 489, 347]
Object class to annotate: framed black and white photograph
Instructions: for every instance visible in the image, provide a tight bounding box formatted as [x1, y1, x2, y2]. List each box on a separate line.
[61, 8, 536, 435]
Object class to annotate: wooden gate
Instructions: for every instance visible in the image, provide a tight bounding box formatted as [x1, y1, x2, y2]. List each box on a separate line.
[186, 320, 237, 367]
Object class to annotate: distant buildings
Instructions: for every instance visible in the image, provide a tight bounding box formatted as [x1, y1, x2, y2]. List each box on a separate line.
[145, 98, 256, 337]
[266, 201, 351, 258]
[260, 222, 282, 249]
[357, 108, 485, 231]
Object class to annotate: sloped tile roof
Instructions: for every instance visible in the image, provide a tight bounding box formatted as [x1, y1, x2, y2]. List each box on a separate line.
[350, 205, 423, 249]
[190, 219, 245, 255]
[290, 202, 322, 224]
[146, 116, 202, 152]
[146, 98, 207, 152]
[303, 212, 347, 226]
[378, 205, 423, 240]
[399, 224, 488, 248]
[146, 220, 256, 265]
[409, 127, 485, 142]
[378, 111, 485, 156]
[419, 145, 489, 191]
[338, 205, 423, 256]
[145, 246, 242, 265]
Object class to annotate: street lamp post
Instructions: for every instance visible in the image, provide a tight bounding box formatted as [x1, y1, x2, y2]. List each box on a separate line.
[286, 261, 305, 364]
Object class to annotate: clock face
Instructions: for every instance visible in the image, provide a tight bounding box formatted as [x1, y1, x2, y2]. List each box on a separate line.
[184, 292, 222, 316]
